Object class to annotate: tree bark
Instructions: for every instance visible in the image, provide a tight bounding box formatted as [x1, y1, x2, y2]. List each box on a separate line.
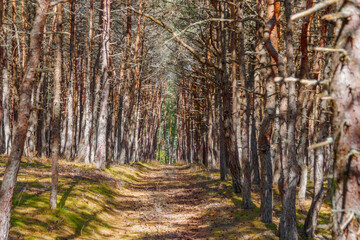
[96, 0, 111, 169]
[50, 3, 63, 209]
[218, 2, 242, 193]
[2, 1, 11, 155]
[331, 1, 360, 239]
[119, 0, 133, 164]
[258, 0, 275, 223]
[238, 9, 252, 208]
[2, 62, 11, 155]
[0, 0, 50, 238]
[0, 0, 4, 154]
[280, 0, 299, 238]
[304, 93, 328, 238]
[65, 0, 78, 161]
[297, 0, 314, 203]
[79, 0, 94, 164]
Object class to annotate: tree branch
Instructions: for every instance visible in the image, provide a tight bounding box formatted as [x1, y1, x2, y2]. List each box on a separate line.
[129, 7, 221, 71]
[291, 0, 340, 21]
[50, 0, 71, 6]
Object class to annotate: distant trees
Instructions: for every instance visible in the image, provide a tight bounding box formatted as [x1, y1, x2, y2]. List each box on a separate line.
[0, 0, 163, 165]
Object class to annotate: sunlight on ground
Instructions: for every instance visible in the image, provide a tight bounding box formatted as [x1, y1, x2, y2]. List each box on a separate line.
[0, 157, 331, 239]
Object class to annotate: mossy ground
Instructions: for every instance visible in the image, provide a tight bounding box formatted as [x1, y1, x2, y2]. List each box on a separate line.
[0, 157, 331, 239]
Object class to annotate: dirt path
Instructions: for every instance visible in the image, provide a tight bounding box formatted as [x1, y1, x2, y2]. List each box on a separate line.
[2, 160, 330, 239]
[107, 165, 214, 239]
[103, 165, 278, 240]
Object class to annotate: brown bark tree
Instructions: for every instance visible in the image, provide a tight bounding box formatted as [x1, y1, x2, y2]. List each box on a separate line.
[220, 1, 242, 193]
[259, 0, 276, 223]
[95, 0, 111, 169]
[64, 0, 78, 160]
[279, 0, 299, 239]
[331, 1, 360, 239]
[0, 0, 50, 238]
[78, 0, 94, 164]
[50, 3, 63, 209]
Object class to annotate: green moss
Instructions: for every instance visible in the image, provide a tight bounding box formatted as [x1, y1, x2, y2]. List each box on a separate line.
[5, 158, 155, 239]
[4, 158, 331, 239]
[265, 223, 277, 231]
[232, 198, 242, 207]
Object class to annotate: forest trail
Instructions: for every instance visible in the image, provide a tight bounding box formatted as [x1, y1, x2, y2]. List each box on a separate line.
[108, 165, 220, 239]
[2, 159, 331, 239]
[103, 164, 278, 240]
[2, 159, 281, 239]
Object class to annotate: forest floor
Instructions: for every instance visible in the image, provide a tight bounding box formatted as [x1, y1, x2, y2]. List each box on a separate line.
[0, 157, 332, 239]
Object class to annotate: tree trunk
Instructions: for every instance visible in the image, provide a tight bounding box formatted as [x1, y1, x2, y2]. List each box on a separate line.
[2, 3, 11, 154]
[119, 0, 133, 164]
[65, 0, 78, 161]
[259, 109, 274, 223]
[79, 0, 94, 164]
[237, 4, 252, 207]
[96, 0, 111, 169]
[0, 0, 4, 154]
[331, 1, 360, 239]
[258, 0, 275, 223]
[0, 1, 50, 238]
[280, 0, 299, 238]
[218, 1, 242, 190]
[2, 63, 11, 155]
[221, 28, 242, 194]
[304, 94, 328, 238]
[50, 3, 63, 209]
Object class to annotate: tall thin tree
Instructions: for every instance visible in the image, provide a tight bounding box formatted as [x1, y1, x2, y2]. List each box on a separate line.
[96, 0, 111, 169]
[0, 0, 50, 238]
[50, 3, 63, 209]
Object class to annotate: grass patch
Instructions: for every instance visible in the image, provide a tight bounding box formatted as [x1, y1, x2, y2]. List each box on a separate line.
[193, 169, 332, 240]
[0, 158, 333, 239]
[0, 157, 154, 239]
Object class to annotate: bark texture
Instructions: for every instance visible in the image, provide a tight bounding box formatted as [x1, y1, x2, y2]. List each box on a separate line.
[50, 3, 63, 210]
[0, 0, 50, 238]
[331, 1, 360, 239]
[95, 0, 111, 169]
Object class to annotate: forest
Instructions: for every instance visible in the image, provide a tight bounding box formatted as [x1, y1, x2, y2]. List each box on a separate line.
[0, 0, 359, 239]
